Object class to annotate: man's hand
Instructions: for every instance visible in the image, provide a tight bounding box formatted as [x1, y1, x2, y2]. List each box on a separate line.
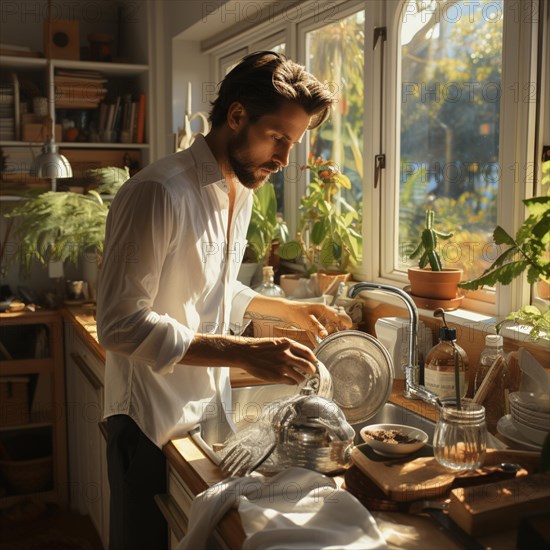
[246, 295, 353, 347]
[184, 334, 317, 385]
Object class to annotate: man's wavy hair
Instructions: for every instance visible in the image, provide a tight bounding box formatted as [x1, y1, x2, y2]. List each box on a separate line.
[209, 51, 334, 129]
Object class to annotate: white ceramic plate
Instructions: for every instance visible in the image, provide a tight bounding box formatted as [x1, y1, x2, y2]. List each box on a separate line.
[509, 392, 550, 414]
[510, 415, 549, 445]
[359, 423, 428, 457]
[496, 415, 543, 451]
[510, 406, 549, 431]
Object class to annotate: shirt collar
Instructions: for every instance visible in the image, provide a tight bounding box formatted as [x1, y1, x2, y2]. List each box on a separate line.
[189, 134, 226, 189]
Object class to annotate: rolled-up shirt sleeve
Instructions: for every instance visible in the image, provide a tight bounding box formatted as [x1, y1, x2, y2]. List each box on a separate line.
[96, 180, 192, 374]
[229, 281, 257, 335]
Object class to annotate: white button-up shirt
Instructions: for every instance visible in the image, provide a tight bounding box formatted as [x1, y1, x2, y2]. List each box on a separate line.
[96, 135, 257, 447]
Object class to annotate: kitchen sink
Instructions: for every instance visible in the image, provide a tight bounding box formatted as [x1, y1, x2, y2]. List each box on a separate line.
[231, 385, 435, 444]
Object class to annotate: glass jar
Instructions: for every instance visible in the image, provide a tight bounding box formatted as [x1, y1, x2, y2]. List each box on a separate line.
[433, 398, 487, 471]
[253, 266, 285, 297]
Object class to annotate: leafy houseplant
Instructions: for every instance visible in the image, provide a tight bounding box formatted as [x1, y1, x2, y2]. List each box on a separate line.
[5, 190, 109, 273]
[242, 182, 289, 264]
[407, 209, 462, 300]
[459, 195, 550, 291]
[460, 193, 550, 341]
[278, 155, 362, 277]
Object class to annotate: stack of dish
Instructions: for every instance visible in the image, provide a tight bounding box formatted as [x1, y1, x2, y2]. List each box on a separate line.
[499, 392, 550, 448]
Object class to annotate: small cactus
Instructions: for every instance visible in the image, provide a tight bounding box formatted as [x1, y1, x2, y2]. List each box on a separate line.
[409, 210, 453, 271]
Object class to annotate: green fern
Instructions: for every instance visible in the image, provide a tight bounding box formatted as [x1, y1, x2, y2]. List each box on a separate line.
[5, 191, 109, 273]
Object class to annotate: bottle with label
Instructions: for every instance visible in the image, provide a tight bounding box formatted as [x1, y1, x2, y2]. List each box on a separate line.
[253, 266, 285, 297]
[424, 327, 469, 399]
[474, 334, 506, 394]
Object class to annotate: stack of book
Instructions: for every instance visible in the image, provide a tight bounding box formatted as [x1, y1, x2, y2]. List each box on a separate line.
[54, 69, 107, 109]
[97, 93, 146, 143]
[0, 74, 18, 141]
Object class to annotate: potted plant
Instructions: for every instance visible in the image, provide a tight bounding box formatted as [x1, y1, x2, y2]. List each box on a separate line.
[237, 182, 289, 286]
[460, 193, 550, 341]
[5, 189, 109, 273]
[4, 166, 130, 300]
[407, 209, 462, 300]
[278, 154, 362, 294]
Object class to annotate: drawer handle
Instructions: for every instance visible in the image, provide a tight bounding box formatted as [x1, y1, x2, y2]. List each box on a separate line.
[154, 494, 187, 541]
[70, 351, 102, 390]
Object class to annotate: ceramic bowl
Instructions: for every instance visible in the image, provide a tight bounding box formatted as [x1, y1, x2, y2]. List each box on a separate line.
[359, 423, 428, 457]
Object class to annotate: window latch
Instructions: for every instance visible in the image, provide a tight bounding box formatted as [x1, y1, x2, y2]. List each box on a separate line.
[373, 27, 387, 50]
[374, 154, 385, 189]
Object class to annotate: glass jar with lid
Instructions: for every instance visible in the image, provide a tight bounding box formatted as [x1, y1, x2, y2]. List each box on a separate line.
[433, 398, 487, 471]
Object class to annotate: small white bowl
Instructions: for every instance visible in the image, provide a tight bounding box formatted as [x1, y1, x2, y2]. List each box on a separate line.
[359, 423, 429, 457]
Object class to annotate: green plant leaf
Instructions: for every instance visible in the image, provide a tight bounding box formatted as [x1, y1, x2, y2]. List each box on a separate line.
[311, 220, 327, 245]
[459, 260, 529, 289]
[278, 240, 302, 260]
[493, 225, 516, 246]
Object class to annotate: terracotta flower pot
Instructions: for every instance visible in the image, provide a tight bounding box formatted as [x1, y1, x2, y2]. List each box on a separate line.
[407, 267, 463, 300]
[317, 271, 351, 296]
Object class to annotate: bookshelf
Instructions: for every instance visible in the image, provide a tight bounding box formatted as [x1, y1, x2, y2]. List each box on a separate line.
[0, 0, 154, 197]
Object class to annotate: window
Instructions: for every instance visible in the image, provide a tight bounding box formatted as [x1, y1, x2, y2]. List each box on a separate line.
[397, 0, 503, 286]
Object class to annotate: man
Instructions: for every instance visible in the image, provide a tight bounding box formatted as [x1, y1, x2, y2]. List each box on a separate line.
[96, 51, 351, 550]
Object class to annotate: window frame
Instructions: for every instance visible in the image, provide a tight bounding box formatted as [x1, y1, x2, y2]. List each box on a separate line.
[205, 0, 543, 320]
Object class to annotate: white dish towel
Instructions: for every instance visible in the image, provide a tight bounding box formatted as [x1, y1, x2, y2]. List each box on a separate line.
[177, 466, 387, 550]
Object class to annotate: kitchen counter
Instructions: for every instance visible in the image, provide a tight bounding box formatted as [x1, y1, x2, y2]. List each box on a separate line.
[62, 306, 543, 549]
[165, 380, 536, 550]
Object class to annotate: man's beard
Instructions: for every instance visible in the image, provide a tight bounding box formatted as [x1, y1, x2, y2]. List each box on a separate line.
[228, 124, 279, 189]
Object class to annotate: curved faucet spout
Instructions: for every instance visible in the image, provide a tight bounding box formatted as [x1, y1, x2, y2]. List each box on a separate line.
[348, 282, 441, 407]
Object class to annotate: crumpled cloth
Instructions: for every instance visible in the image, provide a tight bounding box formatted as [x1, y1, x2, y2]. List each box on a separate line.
[177, 467, 387, 550]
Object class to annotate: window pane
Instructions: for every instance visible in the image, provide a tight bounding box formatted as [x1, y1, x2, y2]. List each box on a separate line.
[305, 10, 365, 262]
[398, 0, 503, 282]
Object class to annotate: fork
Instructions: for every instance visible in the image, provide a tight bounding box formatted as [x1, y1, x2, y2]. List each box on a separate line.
[219, 441, 276, 477]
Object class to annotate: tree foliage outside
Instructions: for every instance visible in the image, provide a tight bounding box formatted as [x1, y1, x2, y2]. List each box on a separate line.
[398, 0, 504, 281]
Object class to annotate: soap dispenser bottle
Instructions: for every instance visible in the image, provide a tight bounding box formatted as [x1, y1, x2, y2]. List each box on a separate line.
[424, 327, 469, 399]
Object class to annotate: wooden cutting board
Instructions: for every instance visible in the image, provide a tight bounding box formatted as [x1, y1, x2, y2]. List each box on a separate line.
[351, 444, 455, 502]
[351, 444, 538, 502]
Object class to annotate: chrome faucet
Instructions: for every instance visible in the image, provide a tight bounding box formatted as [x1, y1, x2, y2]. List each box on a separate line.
[348, 282, 441, 407]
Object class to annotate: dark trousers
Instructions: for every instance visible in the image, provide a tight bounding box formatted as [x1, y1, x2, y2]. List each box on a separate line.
[107, 415, 168, 550]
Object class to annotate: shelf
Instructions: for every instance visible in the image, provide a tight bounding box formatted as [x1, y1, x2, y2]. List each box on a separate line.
[57, 141, 149, 149]
[0, 358, 54, 376]
[0, 140, 148, 149]
[0, 55, 148, 76]
[0, 490, 57, 507]
[0, 412, 53, 432]
[52, 58, 149, 76]
[0, 55, 46, 70]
